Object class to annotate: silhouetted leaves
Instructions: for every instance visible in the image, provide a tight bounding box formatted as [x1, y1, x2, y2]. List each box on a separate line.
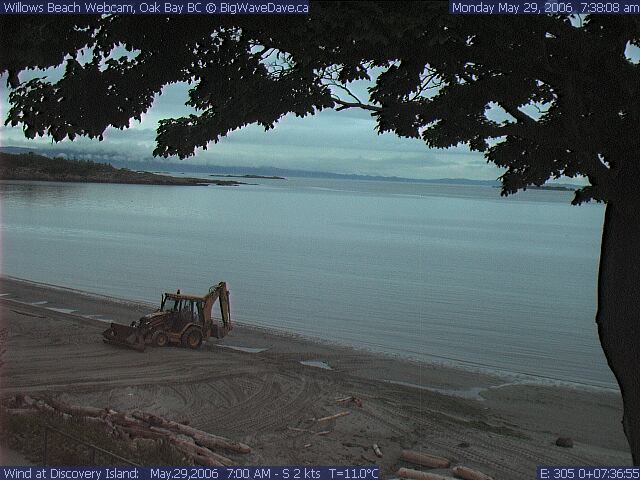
[2, 3, 639, 202]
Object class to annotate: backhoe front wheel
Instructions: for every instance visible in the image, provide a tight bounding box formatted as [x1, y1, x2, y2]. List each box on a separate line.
[151, 330, 169, 347]
[182, 327, 203, 349]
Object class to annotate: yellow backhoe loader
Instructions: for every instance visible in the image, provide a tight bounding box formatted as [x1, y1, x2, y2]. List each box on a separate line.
[102, 282, 232, 352]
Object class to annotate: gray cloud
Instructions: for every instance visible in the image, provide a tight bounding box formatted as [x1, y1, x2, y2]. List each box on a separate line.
[1, 78, 501, 180]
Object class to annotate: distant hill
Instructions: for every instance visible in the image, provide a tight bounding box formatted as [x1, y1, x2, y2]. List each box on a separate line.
[173, 163, 502, 185]
[210, 174, 286, 180]
[0, 152, 241, 186]
[0, 146, 500, 185]
[0, 146, 583, 190]
[0, 146, 36, 155]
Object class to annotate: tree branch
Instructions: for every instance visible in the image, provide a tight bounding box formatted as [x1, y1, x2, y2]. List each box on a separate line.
[329, 82, 364, 105]
[331, 97, 383, 112]
[500, 104, 537, 124]
[457, 71, 538, 126]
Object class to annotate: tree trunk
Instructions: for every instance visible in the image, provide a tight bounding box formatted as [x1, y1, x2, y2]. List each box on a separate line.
[597, 198, 640, 464]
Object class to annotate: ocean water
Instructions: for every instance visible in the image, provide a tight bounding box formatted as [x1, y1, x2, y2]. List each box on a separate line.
[0, 177, 613, 388]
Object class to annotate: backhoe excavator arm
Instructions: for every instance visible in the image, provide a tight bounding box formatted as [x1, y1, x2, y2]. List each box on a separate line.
[204, 281, 232, 339]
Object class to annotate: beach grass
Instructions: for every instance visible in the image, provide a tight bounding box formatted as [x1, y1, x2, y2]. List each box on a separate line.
[1, 410, 185, 466]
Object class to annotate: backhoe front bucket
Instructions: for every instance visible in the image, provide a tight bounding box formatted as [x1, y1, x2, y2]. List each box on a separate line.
[102, 323, 146, 352]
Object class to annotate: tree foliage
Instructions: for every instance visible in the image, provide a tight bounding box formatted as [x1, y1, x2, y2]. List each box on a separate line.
[2, 4, 640, 204]
[5, 2, 640, 463]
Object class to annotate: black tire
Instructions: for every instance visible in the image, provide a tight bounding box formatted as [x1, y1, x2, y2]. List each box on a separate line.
[181, 327, 203, 349]
[151, 330, 169, 347]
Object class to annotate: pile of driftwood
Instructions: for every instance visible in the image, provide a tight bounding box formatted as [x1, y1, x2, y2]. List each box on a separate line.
[4, 394, 251, 466]
[395, 449, 494, 480]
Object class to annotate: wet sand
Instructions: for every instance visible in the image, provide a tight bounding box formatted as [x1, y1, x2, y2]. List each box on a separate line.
[0, 276, 631, 477]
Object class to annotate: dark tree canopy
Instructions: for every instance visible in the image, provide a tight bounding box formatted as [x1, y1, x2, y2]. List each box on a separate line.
[3, 4, 640, 205]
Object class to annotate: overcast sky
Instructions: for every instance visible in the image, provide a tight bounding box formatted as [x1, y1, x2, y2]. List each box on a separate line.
[0, 76, 502, 180]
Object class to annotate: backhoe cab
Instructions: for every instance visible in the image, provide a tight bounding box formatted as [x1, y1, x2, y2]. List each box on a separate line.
[102, 282, 232, 352]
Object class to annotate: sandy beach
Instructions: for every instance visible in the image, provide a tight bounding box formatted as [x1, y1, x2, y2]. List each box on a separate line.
[0, 276, 631, 478]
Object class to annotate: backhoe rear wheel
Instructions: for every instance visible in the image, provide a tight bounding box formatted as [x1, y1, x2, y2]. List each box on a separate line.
[182, 327, 203, 349]
[151, 330, 169, 347]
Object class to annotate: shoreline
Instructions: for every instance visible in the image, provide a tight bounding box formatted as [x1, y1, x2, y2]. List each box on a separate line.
[1, 275, 617, 394]
[0, 275, 631, 475]
[0, 176, 242, 187]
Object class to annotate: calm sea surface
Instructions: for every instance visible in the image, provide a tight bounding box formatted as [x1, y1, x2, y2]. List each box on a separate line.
[0, 177, 613, 388]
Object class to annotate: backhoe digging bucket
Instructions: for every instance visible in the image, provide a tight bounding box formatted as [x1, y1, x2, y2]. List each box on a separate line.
[210, 323, 232, 339]
[102, 323, 146, 352]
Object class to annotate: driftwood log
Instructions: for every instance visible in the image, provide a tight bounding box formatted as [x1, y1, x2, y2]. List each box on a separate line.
[132, 412, 251, 454]
[20, 395, 56, 414]
[451, 466, 494, 480]
[8, 394, 251, 466]
[400, 450, 451, 468]
[315, 411, 350, 422]
[48, 398, 106, 418]
[115, 425, 167, 441]
[372, 444, 383, 457]
[170, 438, 232, 466]
[287, 426, 315, 433]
